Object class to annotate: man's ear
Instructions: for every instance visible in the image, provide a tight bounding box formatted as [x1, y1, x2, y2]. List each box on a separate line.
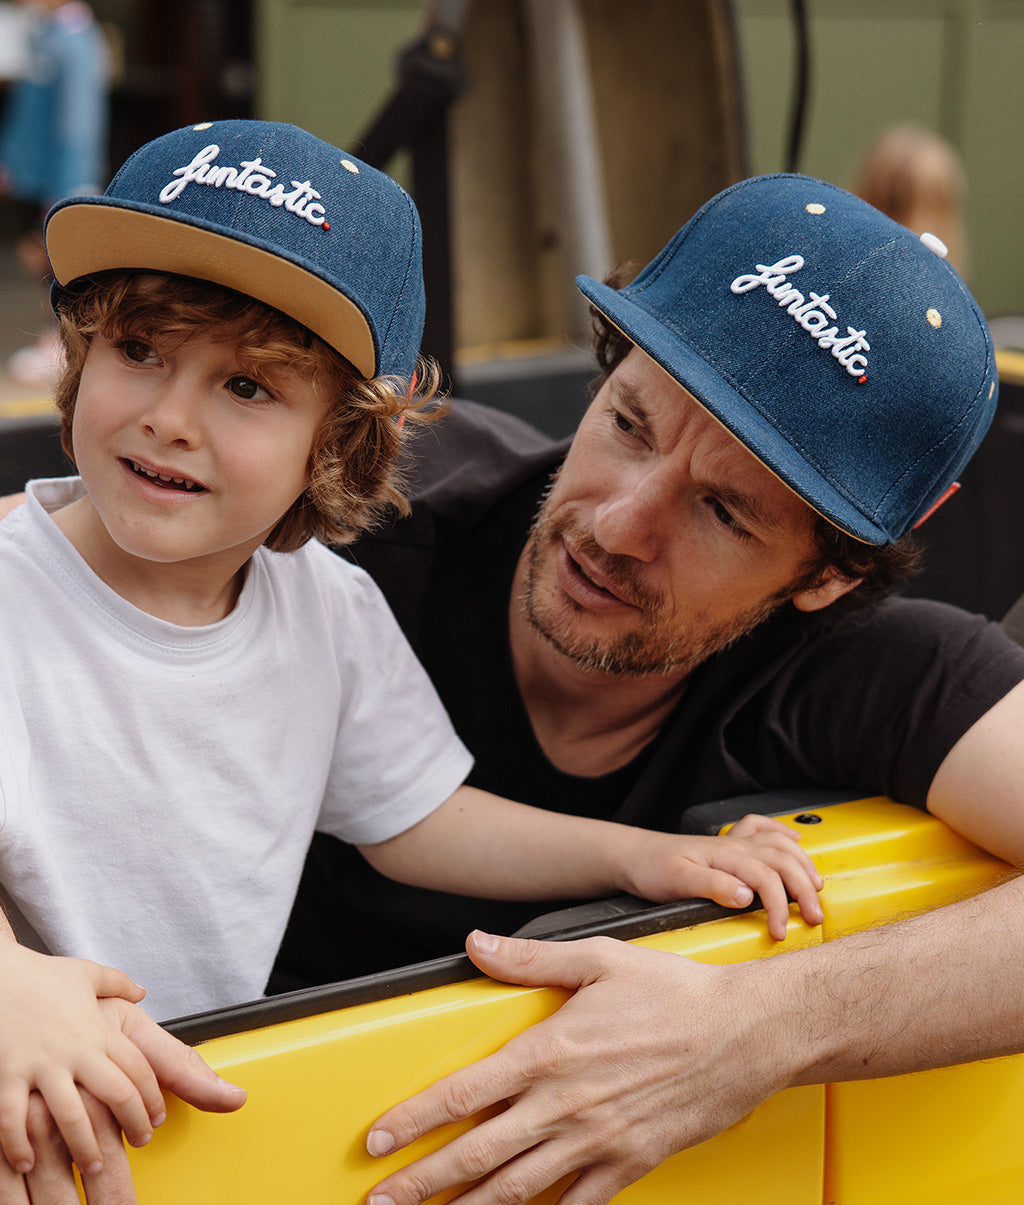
[791, 570, 863, 613]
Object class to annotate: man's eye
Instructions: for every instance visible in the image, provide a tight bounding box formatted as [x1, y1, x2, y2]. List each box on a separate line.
[228, 375, 270, 402]
[611, 409, 639, 437]
[708, 497, 750, 537]
[711, 499, 736, 527]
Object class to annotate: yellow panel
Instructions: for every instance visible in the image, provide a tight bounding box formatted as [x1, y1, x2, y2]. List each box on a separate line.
[78, 799, 1017, 1202]
[802, 801, 1022, 1204]
[123, 913, 825, 1203]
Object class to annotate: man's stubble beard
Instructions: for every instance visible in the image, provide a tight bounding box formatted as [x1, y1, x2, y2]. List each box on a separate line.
[519, 485, 791, 677]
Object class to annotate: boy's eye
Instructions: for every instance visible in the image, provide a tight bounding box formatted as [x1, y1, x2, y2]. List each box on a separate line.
[122, 339, 158, 364]
[228, 375, 271, 403]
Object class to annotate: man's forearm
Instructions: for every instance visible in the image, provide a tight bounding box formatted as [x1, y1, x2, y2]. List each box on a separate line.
[762, 874, 1024, 1086]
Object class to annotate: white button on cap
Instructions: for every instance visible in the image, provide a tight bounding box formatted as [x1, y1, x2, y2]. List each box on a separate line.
[920, 231, 949, 259]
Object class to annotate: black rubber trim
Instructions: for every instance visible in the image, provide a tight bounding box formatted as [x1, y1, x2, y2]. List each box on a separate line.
[166, 789, 857, 1045]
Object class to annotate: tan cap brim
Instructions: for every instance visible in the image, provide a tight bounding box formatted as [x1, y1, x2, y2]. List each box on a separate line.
[46, 204, 377, 378]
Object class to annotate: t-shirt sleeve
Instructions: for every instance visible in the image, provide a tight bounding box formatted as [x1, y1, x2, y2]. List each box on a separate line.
[755, 599, 1024, 809]
[314, 557, 473, 846]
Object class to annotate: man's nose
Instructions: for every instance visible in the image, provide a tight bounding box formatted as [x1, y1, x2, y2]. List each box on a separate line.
[592, 469, 674, 562]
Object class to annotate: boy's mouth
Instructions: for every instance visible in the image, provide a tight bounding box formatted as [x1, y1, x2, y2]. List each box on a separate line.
[125, 459, 204, 493]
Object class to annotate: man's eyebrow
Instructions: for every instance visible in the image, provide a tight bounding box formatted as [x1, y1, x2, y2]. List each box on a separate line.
[612, 379, 652, 425]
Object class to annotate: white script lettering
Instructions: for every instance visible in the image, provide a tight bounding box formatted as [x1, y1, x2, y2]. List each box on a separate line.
[730, 257, 870, 379]
[158, 145, 327, 228]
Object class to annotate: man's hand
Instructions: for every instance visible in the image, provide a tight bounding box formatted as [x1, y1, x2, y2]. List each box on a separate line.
[365, 930, 786, 1205]
[0, 1092, 139, 1205]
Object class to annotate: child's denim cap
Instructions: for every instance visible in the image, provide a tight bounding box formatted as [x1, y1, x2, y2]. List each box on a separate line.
[577, 173, 998, 544]
[44, 119, 424, 381]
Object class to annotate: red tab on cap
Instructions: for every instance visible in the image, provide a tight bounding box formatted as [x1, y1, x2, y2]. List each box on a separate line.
[913, 482, 961, 529]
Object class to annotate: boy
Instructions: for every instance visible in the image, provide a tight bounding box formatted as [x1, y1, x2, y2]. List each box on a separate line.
[0, 120, 821, 1180]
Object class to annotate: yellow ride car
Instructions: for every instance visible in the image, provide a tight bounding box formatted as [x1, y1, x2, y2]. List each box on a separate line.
[102, 793, 1022, 1204]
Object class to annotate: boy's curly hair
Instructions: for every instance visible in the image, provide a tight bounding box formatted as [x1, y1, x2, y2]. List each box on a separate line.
[53, 271, 443, 552]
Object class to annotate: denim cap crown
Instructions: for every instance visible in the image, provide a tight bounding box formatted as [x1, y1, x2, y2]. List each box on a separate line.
[44, 119, 425, 380]
[576, 173, 998, 544]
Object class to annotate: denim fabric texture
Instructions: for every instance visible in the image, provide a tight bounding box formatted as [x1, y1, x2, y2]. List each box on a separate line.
[577, 174, 997, 543]
[43, 120, 424, 381]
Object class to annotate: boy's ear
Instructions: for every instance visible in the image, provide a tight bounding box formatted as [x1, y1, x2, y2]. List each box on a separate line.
[790, 570, 863, 613]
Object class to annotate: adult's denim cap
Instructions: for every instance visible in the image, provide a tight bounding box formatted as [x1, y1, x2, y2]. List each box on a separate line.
[576, 173, 998, 544]
[43, 119, 424, 381]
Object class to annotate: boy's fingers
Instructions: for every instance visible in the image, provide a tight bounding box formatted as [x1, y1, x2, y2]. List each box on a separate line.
[108, 1001, 246, 1112]
[77, 1057, 154, 1149]
[728, 813, 795, 839]
[676, 866, 755, 911]
[108, 1033, 167, 1130]
[82, 960, 146, 1006]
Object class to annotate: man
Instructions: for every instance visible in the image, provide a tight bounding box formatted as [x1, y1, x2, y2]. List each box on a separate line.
[271, 174, 1024, 1204]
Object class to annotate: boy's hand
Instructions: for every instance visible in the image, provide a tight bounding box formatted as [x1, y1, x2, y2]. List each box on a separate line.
[619, 813, 824, 940]
[0, 945, 165, 1177]
[0, 981, 247, 1205]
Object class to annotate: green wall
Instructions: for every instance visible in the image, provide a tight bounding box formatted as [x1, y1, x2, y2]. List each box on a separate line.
[256, 0, 1024, 317]
[734, 0, 1024, 317]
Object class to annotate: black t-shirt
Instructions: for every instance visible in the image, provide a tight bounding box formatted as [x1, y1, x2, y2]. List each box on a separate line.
[270, 401, 1024, 988]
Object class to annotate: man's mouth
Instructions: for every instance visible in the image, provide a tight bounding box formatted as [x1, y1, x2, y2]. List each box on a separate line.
[126, 459, 204, 493]
[562, 541, 642, 609]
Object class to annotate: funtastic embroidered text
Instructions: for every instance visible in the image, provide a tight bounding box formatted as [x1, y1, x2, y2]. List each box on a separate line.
[730, 256, 869, 378]
[159, 144, 327, 226]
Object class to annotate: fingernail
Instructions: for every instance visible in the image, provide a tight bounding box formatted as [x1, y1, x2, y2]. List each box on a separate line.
[82, 1161, 104, 1176]
[367, 1129, 395, 1157]
[734, 886, 753, 906]
[152, 1111, 166, 1127]
[472, 930, 499, 953]
[134, 1131, 153, 1148]
[13, 1161, 31, 1174]
[368, 1195, 395, 1205]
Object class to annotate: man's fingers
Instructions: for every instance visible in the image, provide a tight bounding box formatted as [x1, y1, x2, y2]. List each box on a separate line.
[367, 933, 623, 1155]
[23, 1093, 84, 1205]
[0, 1152, 30, 1205]
[77, 1091, 139, 1205]
[464, 931, 616, 992]
[34, 1073, 104, 1177]
[367, 1112, 585, 1205]
[0, 1083, 33, 1176]
[368, 1044, 523, 1160]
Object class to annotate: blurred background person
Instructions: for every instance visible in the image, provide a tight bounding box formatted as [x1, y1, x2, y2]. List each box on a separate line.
[852, 123, 967, 276]
[0, 0, 109, 387]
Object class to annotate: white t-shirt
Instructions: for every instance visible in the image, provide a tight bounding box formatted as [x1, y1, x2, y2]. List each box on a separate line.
[0, 479, 472, 1020]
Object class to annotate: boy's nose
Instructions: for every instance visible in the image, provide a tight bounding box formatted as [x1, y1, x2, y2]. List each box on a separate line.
[140, 382, 202, 447]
